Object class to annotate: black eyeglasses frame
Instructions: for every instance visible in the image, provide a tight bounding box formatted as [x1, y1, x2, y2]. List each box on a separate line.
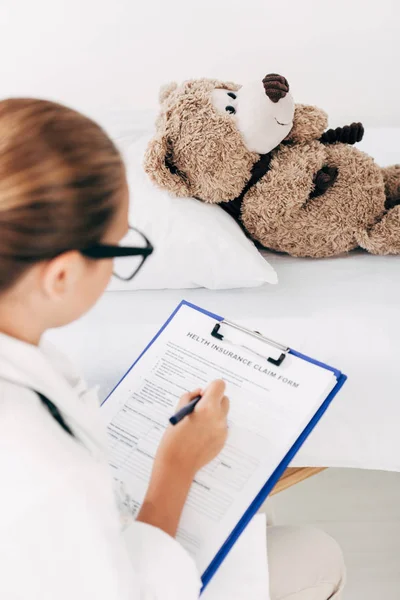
[80, 226, 154, 281]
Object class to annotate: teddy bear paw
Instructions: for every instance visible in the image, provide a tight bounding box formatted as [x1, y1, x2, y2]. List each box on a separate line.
[310, 166, 339, 199]
[320, 123, 364, 145]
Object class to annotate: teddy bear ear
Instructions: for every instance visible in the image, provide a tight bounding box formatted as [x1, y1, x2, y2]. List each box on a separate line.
[144, 133, 191, 197]
[159, 82, 178, 104]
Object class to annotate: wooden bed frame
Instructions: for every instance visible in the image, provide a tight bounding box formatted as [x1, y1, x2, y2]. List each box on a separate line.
[271, 467, 326, 495]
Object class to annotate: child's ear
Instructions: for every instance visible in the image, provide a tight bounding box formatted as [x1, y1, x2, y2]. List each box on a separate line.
[143, 134, 191, 197]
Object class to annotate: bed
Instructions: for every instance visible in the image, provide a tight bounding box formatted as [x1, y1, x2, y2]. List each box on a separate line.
[47, 125, 400, 473]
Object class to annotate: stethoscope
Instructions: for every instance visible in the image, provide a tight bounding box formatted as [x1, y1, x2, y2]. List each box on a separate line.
[0, 375, 74, 437]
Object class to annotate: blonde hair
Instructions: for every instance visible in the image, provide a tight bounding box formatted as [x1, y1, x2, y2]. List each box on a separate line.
[0, 98, 125, 292]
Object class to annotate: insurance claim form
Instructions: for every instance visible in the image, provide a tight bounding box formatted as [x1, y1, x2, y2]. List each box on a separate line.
[101, 303, 338, 578]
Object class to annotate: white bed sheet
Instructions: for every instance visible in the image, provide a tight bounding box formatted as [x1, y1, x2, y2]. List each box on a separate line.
[46, 250, 400, 472]
[47, 127, 400, 472]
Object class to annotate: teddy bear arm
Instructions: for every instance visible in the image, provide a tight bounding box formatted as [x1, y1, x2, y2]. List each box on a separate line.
[244, 142, 327, 217]
[286, 104, 329, 143]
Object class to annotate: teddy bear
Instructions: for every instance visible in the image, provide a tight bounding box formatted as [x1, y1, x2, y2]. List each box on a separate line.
[144, 74, 400, 258]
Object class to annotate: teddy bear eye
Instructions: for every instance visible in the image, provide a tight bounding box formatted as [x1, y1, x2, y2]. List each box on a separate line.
[227, 92, 237, 100]
[225, 105, 236, 114]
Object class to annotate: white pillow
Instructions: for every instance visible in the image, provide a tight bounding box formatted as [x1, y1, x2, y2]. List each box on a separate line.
[94, 109, 157, 150]
[107, 135, 277, 290]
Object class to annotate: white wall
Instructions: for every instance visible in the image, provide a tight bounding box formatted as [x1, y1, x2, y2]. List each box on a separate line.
[1, 0, 399, 126]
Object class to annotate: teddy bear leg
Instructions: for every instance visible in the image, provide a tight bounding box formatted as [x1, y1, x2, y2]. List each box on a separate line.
[382, 165, 400, 209]
[356, 205, 400, 255]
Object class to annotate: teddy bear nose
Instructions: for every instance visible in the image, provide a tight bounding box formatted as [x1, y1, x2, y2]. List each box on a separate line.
[263, 74, 290, 103]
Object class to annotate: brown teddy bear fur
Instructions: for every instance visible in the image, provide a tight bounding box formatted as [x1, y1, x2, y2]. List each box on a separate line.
[144, 78, 400, 258]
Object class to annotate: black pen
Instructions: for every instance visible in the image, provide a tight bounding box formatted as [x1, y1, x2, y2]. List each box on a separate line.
[169, 395, 202, 426]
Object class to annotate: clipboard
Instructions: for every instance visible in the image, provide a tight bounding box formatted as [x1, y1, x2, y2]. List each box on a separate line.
[104, 299, 347, 593]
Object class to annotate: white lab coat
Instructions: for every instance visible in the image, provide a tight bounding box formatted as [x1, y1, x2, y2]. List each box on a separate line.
[0, 332, 201, 600]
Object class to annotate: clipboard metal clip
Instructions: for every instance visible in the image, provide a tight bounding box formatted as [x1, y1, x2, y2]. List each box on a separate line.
[211, 320, 289, 367]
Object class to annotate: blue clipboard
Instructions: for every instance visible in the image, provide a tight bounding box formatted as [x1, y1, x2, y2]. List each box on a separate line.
[103, 300, 347, 593]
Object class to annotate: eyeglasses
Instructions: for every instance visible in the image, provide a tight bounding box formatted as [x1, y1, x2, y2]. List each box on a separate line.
[81, 226, 154, 281]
